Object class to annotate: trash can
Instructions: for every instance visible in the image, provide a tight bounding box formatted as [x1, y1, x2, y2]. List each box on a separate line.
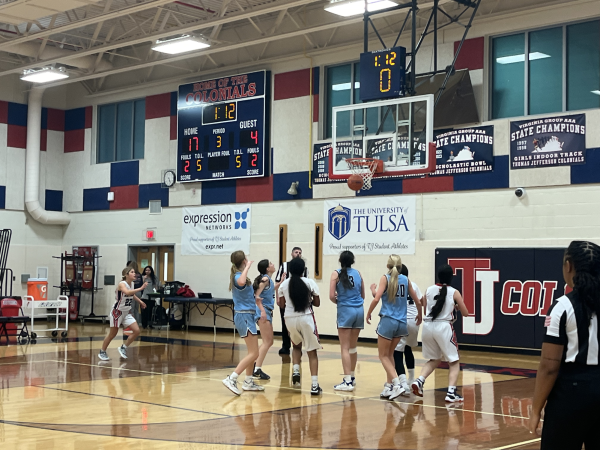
[27, 278, 48, 301]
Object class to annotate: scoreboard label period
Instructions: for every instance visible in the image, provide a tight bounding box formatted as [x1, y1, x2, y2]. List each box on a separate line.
[177, 71, 268, 182]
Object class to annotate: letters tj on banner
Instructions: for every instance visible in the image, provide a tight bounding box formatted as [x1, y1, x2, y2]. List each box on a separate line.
[181, 205, 251, 255]
[323, 196, 416, 255]
[433, 126, 494, 176]
[510, 113, 585, 169]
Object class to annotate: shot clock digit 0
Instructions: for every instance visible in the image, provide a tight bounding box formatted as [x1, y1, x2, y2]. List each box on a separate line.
[359, 47, 406, 102]
[176, 70, 270, 182]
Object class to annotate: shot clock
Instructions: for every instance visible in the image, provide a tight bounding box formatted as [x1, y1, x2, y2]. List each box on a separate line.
[177, 70, 269, 182]
[359, 46, 406, 102]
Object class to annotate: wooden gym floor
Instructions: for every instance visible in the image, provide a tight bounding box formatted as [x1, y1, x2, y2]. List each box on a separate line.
[0, 323, 542, 450]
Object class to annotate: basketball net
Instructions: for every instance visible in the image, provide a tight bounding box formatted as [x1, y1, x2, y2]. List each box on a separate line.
[346, 158, 381, 190]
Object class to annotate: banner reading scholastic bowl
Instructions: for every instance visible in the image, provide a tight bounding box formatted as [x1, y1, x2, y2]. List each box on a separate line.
[433, 126, 494, 176]
[323, 196, 416, 255]
[510, 113, 586, 170]
[181, 205, 251, 255]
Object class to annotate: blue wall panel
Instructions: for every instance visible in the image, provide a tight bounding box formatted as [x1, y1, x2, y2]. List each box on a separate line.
[83, 187, 110, 211]
[571, 148, 600, 184]
[0, 186, 5, 209]
[273, 171, 312, 201]
[201, 179, 237, 205]
[357, 176, 402, 197]
[139, 183, 169, 208]
[111, 160, 140, 187]
[45, 190, 63, 212]
[65, 107, 86, 131]
[453, 155, 509, 191]
[8, 102, 27, 126]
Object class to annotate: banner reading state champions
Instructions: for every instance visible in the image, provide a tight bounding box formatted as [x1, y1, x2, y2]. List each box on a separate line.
[323, 196, 416, 255]
[181, 205, 251, 255]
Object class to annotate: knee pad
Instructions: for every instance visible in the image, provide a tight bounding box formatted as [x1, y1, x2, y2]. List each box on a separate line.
[348, 347, 358, 354]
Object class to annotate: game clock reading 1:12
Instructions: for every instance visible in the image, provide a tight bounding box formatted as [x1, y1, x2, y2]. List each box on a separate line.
[177, 70, 269, 182]
[359, 46, 406, 102]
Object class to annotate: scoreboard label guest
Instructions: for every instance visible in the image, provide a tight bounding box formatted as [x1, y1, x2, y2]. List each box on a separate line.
[177, 71, 269, 182]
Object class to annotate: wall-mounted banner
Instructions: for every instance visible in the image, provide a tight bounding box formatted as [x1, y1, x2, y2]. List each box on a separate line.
[323, 196, 416, 255]
[313, 141, 361, 184]
[433, 126, 494, 176]
[181, 204, 251, 255]
[510, 114, 586, 170]
[436, 248, 567, 350]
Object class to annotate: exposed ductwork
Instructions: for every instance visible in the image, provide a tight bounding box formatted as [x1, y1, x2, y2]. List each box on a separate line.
[25, 87, 71, 226]
[4, 41, 113, 72]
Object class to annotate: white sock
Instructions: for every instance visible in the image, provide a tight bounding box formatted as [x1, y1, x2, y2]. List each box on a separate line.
[399, 374, 407, 383]
[350, 371, 355, 377]
[123, 344, 128, 348]
[255, 366, 261, 371]
[408, 369, 415, 380]
[311, 375, 318, 385]
[448, 385, 456, 392]
[392, 377, 400, 386]
[230, 372, 239, 380]
[245, 375, 253, 383]
[293, 364, 300, 373]
[418, 376, 425, 384]
[343, 375, 352, 383]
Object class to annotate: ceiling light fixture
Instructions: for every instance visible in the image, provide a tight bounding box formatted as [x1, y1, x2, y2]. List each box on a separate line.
[591, 90, 600, 96]
[495, 52, 550, 65]
[325, 0, 397, 17]
[152, 35, 210, 55]
[21, 67, 69, 83]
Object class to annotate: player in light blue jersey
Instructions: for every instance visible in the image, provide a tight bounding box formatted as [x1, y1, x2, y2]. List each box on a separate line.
[252, 259, 285, 380]
[330, 251, 365, 391]
[367, 255, 422, 401]
[223, 251, 265, 396]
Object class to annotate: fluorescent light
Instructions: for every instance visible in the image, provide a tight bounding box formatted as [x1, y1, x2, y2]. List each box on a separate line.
[332, 82, 361, 91]
[21, 67, 69, 83]
[591, 90, 600, 95]
[152, 35, 210, 54]
[495, 52, 550, 65]
[325, 0, 397, 17]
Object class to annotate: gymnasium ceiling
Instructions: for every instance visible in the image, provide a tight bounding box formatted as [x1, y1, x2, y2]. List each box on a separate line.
[0, 0, 587, 96]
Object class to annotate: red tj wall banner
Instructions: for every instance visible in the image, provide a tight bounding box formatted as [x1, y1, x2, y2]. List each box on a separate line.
[435, 248, 568, 350]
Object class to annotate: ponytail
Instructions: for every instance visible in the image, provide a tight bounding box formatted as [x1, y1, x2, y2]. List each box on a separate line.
[385, 255, 402, 303]
[253, 259, 270, 291]
[429, 264, 454, 320]
[288, 258, 311, 312]
[565, 241, 600, 323]
[338, 251, 355, 290]
[229, 250, 250, 291]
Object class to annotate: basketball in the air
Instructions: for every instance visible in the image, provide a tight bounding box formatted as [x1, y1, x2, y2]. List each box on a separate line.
[347, 174, 363, 191]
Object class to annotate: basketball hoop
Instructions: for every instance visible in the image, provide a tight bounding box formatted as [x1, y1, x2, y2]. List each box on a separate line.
[345, 158, 383, 190]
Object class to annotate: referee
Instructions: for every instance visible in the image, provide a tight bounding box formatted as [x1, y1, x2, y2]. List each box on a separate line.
[530, 240, 600, 450]
[275, 247, 307, 355]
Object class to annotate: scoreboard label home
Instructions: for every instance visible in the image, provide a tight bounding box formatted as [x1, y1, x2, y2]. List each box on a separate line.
[177, 71, 268, 182]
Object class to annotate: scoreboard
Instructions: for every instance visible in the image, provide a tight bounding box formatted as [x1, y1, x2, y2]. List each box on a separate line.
[177, 71, 269, 182]
[359, 47, 406, 102]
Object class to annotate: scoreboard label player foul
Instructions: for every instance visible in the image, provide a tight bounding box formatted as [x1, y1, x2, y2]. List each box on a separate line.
[177, 71, 269, 182]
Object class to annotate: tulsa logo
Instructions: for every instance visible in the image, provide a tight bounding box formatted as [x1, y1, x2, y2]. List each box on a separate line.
[328, 205, 351, 240]
[449, 258, 561, 335]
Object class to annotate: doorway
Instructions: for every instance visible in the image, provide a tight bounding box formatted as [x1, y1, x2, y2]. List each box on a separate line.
[128, 245, 175, 283]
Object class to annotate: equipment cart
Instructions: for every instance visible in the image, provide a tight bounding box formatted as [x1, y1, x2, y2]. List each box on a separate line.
[23, 295, 69, 339]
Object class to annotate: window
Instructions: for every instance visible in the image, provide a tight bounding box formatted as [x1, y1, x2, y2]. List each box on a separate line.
[97, 99, 145, 163]
[326, 63, 359, 139]
[491, 20, 600, 119]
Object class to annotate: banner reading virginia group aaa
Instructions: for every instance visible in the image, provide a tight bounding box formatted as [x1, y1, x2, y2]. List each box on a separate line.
[181, 205, 251, 255]
[323, 196, 416, 255]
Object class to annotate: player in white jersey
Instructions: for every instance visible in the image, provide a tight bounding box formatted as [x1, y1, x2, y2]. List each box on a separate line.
[99, 267, 147, 361]
[411, 264, 469, 403]
[394, 264, 422, 387]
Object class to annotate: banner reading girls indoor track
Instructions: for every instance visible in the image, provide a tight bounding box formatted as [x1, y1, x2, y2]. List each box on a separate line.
[510, 114, 586, 169]
[323, 196, 416, 255]
[181, 205, 251, 255]
[313, 141, 361, 184]
[433, 126, 494, 176]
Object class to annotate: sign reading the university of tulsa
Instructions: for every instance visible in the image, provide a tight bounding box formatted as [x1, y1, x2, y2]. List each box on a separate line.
[433, 126, 494, 176]
[181, 205, 251, 255]
[323, 196, 416, 255]
[510, 114, 586, 169]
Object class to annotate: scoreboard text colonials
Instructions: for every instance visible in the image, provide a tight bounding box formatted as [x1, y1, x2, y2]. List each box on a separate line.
[177, 71, 267, 182]
[359, 46, 406, 102]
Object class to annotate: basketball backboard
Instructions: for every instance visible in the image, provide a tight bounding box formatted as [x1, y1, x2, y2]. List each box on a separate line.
[329, 94, 435, 181]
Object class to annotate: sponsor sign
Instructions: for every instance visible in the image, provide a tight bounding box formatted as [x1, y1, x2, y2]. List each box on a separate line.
[324, 196, 416, 255]
[435, 248, 567, 349]
[510, 114, 586, 169]
[182, 205, 251, 255]
[433, 126, 494, 176]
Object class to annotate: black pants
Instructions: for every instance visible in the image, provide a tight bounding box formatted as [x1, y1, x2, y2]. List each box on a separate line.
[141, 299, 156, 328]
[541, 376, 600, 450]
[279, 307, 290, 349]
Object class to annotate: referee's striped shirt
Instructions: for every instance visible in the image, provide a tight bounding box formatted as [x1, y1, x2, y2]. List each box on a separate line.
[545, 291, 599, 368]
[275, 260, 308, 283]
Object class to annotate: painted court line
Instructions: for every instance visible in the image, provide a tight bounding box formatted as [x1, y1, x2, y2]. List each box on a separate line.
[489, 437, 541, 450]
